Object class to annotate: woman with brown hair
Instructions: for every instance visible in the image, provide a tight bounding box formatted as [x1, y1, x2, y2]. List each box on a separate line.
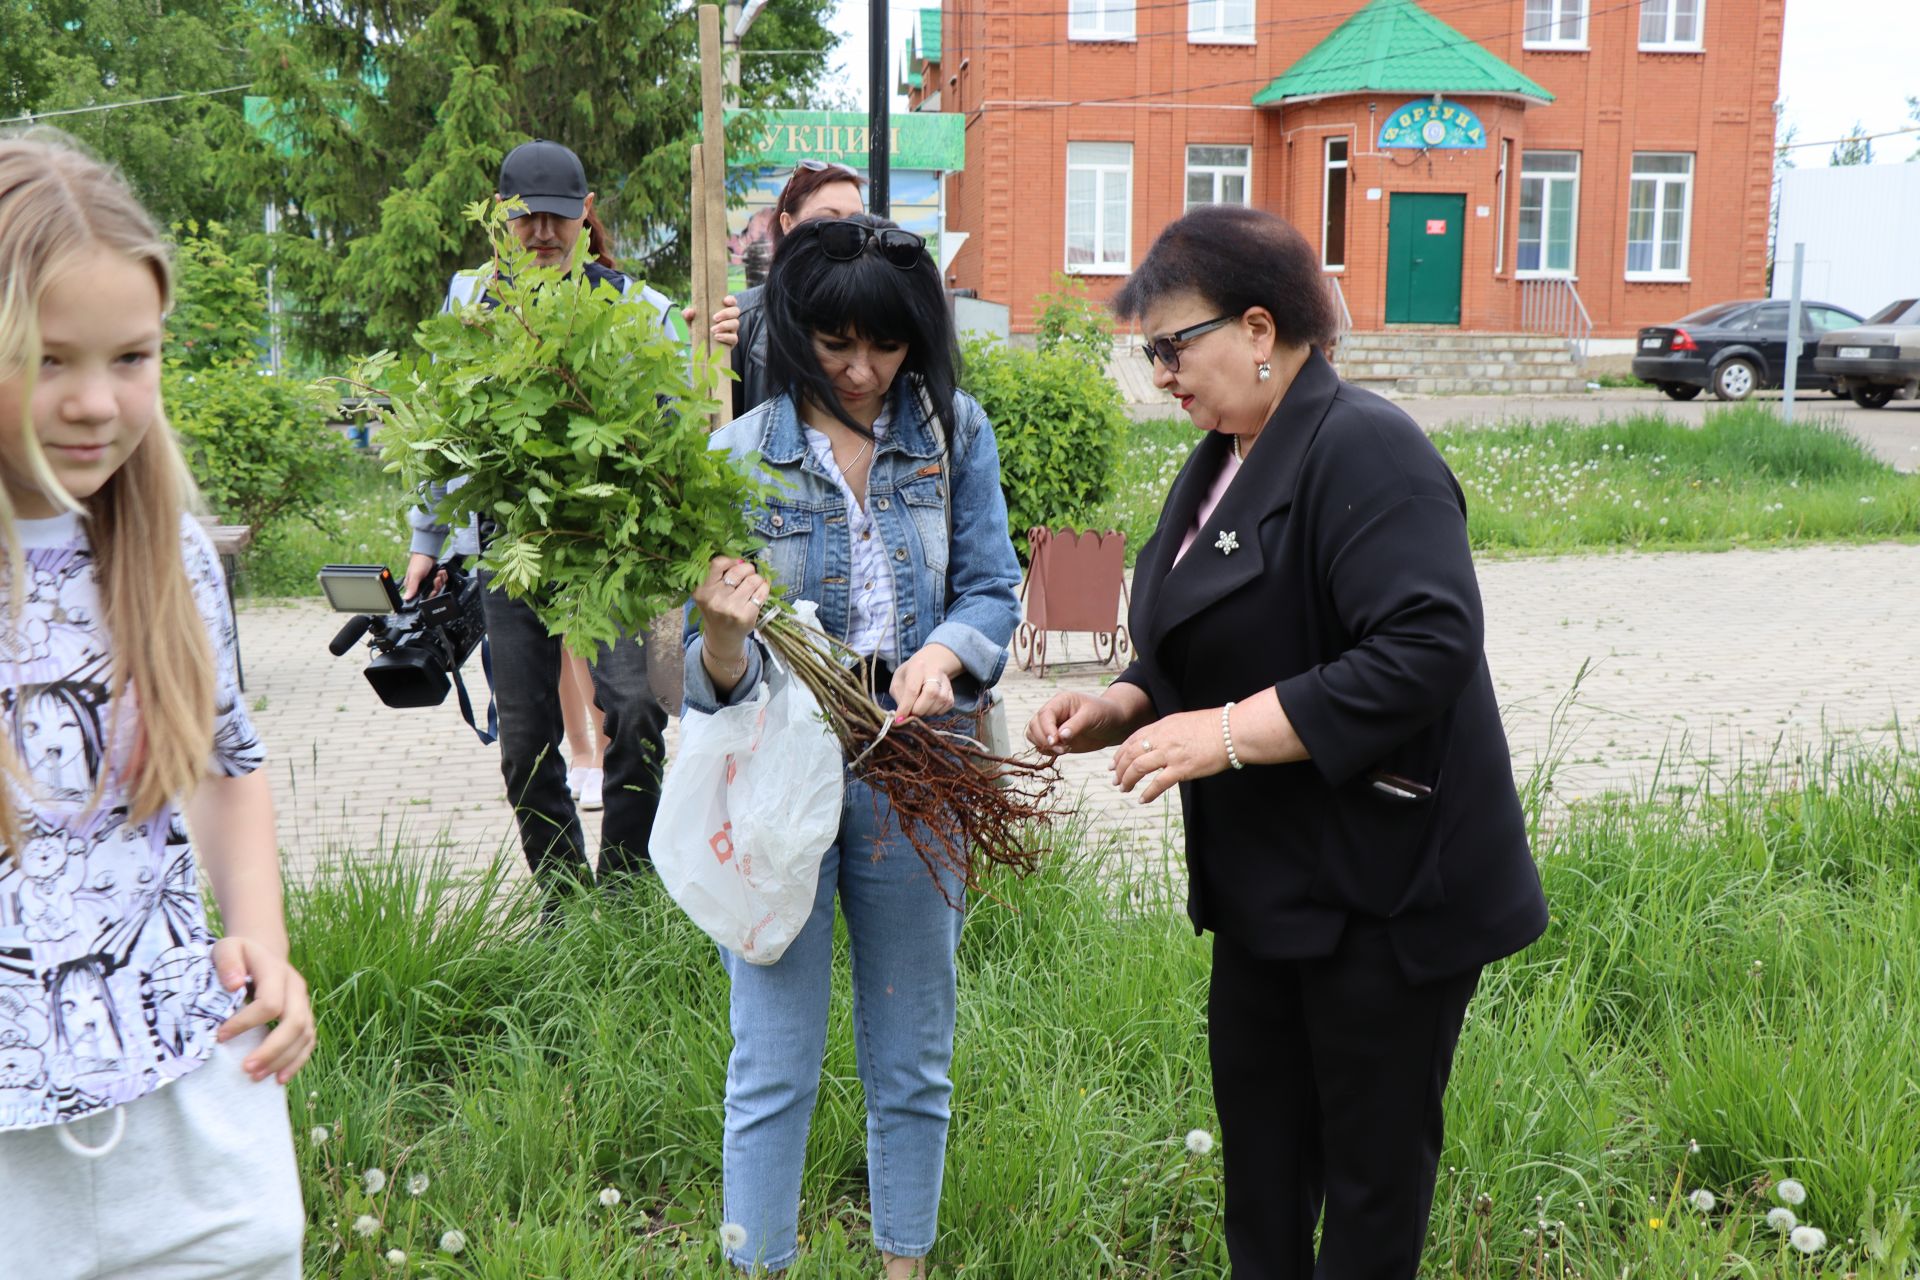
[684, 159, 866, 415]
[1027, 204, 1549, 1279]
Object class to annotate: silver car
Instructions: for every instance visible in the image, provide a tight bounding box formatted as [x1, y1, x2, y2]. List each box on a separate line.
[1815, 298, 1920, 409]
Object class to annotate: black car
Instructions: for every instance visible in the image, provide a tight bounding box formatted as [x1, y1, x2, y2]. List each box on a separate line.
[1632, 299, 1864, 401]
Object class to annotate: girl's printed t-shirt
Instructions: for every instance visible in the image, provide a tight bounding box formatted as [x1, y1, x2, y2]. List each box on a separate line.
[0, 512, 264, 1131]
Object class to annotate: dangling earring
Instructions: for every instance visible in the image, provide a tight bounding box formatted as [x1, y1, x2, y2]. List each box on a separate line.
[1258, 362, 1272, 382]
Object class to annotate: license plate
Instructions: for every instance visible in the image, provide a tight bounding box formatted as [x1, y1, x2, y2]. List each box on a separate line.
[1640, 337, 1664, 349]
[1838, 347, 1870, 358]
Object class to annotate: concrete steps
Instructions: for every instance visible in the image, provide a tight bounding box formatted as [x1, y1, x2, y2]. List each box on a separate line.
[1334, 331, 1589, 395]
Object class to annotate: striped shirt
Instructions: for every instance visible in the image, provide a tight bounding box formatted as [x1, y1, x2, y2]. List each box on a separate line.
[804, 406, 898, 661]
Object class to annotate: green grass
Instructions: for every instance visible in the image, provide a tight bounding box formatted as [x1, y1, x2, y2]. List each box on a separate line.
[237, 450, 413, 598]
[1090, 406, 1920, 563]
[286, 749, 1920, 1277]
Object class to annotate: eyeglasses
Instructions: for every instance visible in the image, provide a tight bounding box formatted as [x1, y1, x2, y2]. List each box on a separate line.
[816, 218, 928, 270]
[795, 158, 862, 179]
[1139, 314, 1238, 373]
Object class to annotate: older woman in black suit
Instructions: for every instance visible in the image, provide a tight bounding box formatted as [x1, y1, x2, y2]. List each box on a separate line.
[1027, 205, 1549, 1280]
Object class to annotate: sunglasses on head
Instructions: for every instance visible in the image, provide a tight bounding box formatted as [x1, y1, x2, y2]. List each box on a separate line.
[816, 218, 928, 270]
[795, 158, 862, 179]
[1139, 314, 1238, 373]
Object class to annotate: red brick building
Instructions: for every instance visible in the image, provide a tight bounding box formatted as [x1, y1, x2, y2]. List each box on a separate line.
[907, 0, 1785, 341]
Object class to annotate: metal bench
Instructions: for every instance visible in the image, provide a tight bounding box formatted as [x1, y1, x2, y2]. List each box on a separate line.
[197, 518, 254, 690]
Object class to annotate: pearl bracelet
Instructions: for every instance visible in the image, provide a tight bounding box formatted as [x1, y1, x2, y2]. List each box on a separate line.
[1221, 700, 1244, 771]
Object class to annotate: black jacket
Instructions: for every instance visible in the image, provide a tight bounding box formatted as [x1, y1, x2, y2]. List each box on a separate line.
[730, 285, 774, 418]
[1116, 351, 1548, 982]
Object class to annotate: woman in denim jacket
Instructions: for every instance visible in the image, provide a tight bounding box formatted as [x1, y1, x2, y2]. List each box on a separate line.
[684, 215, 1023, 1278]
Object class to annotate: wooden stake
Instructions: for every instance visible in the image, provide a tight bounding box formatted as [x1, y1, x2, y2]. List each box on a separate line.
[690, 142, 711, 426]
[698, 3, 733, 427]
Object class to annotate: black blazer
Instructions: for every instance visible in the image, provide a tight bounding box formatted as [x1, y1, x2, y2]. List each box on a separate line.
[1116, 351, 1548, 982]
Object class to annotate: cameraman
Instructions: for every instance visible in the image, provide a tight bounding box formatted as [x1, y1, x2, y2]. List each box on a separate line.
[405, 139, 671, 894]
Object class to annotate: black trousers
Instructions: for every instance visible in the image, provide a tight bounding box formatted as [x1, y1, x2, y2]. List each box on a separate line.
[1208, 918, 1480, 1280]
[480, 580, 667, 886]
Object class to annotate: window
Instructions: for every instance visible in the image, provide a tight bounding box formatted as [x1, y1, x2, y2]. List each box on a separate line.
[1066, 142, 1132, 273]
[1186, 145, 1251, 208]
[1804, 306, 1858, 334]
[1516, 151, 1579, 275]
[1070, 0, 1134, 40]
[1189, 0, 1253, 42]
[1639, 0, 1703, 49]
[1523, 0, 1587, 48]
[1626, 153, 1693, 279]
[1322, 137, 1349, 270]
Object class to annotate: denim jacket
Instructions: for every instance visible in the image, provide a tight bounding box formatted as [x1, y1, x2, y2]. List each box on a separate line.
[683, 381, 1023, 716]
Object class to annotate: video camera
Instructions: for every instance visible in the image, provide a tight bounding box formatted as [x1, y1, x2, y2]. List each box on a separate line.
[319, 562, 487, 710]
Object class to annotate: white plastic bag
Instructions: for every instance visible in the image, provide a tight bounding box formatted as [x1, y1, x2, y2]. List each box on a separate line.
[650, 603, 844, 964]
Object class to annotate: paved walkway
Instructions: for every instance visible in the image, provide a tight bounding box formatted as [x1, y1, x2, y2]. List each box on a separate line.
[245, 542, 1920, 886]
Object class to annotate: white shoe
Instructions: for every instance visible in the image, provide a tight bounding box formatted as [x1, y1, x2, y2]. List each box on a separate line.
[566, 765, 587, 799]
[579, 768, 604, 811]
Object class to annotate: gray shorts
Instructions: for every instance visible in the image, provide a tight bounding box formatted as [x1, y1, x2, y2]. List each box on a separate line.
[0, 1026, 303, 1279]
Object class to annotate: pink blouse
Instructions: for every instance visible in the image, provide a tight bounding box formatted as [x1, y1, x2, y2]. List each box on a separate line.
[1174, 443, 1244, 567]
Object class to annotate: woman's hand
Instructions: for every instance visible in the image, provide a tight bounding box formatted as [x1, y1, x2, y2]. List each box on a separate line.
[889, 644, 964, 721]
[211, 936, 316, 1084]
[1026, 689, 1145, 756]
[401, 552, 446, 601]
[1113, 709, 1232, 804]
[681, 295, 742, 348]
[692, 556, 769, 665]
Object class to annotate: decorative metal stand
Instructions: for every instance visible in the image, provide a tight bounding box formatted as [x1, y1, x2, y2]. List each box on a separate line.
[1013, 526, 1130, 677]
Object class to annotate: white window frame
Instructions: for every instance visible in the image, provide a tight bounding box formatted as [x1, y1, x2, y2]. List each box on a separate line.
[1066, 142, 1133, 275]
[1625, 152, 1694, 282]
[1639, 0, 1705, 51]
[1516, 151, 1580, 278]
[1070, 0, 1135, 41]
[1187, 0, 1254, 44]
[1321, 136, 1349, 271]
[1523, 0, 1588, 49]
[1185, 144, 1252, 210]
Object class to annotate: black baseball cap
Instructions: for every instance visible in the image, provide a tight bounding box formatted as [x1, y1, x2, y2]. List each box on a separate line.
[497, 140, 588, 220]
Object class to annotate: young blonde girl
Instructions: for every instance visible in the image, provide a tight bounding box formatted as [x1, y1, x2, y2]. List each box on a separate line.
[0, 131, 313, 1277]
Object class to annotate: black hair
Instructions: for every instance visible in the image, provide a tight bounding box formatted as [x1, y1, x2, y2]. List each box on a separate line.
[1112, 204, 1337, 350]
[762, 213, 961, 445]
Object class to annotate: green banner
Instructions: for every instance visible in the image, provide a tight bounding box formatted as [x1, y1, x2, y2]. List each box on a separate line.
[725, 109, 965, 172]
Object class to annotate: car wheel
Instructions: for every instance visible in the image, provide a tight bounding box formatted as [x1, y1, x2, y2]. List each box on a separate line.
[1851, 385, 1896, 410]
[1663, 384, 1702, 401]
[1712, 358, 1758, 402]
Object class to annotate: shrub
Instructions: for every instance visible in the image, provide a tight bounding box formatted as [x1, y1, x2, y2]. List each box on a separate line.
[1033, 272, 1115, 370]
[961, 335, 1129, 551]
[163, 221, 343, 534]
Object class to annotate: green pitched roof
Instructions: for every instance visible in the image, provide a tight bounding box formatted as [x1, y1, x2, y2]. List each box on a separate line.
[919, 8, 941, 64]
[1253, 0, 1552, 107]
[899, 35, 922, 92]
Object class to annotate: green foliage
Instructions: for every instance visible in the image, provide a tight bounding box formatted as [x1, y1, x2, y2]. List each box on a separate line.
[212, 0, 838, 363]
[283, 746, 1920, 1275]
[350, 202, 763, 655]
[163, 222, 341, 534]
[0, 0, 252, 227]
[1034, 271, 1116, 369]
[961, 335, 1129, 549]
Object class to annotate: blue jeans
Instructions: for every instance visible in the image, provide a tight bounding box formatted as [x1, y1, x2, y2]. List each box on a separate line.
[720, 778, 966, 1272]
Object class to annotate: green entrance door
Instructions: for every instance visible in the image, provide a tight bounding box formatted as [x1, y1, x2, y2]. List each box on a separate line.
[1385, 193, 1465, 325]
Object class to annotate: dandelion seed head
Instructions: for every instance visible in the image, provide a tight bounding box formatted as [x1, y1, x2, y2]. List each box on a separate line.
[1776, 1179, 1808, 1206]
[1687, 1138, 1700, 1154]
[309, 1126, 330, 1145]
[385, 1249, 406, 1267]
[439, 1230, 467, 1255]
[363, 1167, 387, 1195]
[720, 1223, 749, 1251]
[407, 1172, 430, 1197]
[1184, 1129, 1215, 1156]
[353, 1214, 380, 1238]
[1688, 1189, 1715, 1212]
[1767, 1208, 1798, 1232]
[1789, 1225, 1827, 1254]
[598, 1187, 622, 1208]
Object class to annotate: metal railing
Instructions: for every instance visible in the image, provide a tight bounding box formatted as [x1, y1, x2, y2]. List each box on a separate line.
[1326, 274, 1352, 355]
[1518, 277, 1593, 366]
